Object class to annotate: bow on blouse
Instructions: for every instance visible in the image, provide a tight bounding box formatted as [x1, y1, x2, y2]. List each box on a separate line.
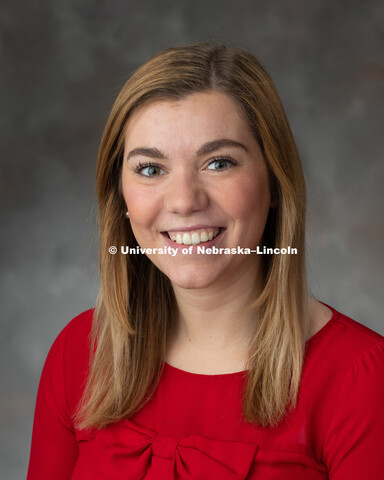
[76, 419, 259, 479]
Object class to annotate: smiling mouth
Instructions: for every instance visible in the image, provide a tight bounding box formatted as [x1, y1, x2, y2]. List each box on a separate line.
[164, 228, 223, 246]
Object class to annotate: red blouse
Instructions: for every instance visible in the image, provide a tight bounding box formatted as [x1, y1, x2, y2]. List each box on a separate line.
[27, 306, 384, 479]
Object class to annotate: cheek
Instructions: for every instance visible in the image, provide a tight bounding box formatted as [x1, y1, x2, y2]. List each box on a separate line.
[123, 182, 160, 229]
[227, 174, 271, 220]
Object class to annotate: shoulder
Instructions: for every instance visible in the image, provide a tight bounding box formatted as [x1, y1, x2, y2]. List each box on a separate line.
[328, 309, 384, 398]
[308, 305, 384, 363]
[55, 308, 94, 342]
[333, 310, 384, 385]
[51, 307, 95, 368]
[336, 308, 383, 341]
[331, 307, 383, 359]
[305, 305, 384, 402]
[46, 308, 94, 370]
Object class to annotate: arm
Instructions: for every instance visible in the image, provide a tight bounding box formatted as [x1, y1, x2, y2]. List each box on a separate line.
[27, 323, 82, 479]
[323, 341, 384, 478]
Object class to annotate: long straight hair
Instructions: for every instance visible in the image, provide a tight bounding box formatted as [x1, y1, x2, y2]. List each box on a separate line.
[76, 43, 307, 429]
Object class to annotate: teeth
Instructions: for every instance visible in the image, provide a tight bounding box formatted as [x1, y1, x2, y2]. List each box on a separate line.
[182, 233, 192, 245]
[168, 228, 221, 245]
[191, 233, 200, 245]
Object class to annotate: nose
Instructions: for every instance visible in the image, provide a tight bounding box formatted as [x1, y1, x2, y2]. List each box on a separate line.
[164, 170, 209, 215]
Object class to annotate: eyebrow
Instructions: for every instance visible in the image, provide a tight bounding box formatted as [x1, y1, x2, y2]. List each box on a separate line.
[126, 138, 248, 161]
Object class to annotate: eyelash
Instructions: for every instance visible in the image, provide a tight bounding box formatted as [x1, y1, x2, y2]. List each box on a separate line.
[133, 156, 238, 177]
[133, 162, 164, 177]
[207, 156, 239, 170]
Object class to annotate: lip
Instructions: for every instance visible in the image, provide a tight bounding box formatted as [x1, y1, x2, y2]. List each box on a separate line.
[163, 225, 223, 233]
[161, 228, 226, 251]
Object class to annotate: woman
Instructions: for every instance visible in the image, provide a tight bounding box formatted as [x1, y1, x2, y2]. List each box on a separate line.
[27, 43, 384, 479]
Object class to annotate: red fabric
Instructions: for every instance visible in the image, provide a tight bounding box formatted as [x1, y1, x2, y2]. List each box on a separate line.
[27, 306, 384, 479]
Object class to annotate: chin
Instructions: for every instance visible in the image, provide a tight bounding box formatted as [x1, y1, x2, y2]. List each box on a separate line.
[171, 278, 215, 290]
[163, 267, 223, 291]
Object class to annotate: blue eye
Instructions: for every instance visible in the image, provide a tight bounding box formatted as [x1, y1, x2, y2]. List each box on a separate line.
[207, 157, 237, 170]
[135, 163, 164, 177]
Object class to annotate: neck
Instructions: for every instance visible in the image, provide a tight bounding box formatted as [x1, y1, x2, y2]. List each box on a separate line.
[169, 262, 261, 356]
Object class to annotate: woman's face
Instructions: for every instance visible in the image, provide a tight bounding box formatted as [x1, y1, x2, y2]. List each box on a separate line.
[122, 91, 271, 290]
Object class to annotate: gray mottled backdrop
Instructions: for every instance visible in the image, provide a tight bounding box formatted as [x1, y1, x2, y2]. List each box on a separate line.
[1, 0, 383, 477]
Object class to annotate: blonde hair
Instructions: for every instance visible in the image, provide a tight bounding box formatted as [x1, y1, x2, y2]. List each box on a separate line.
[76, 42, 307, 429]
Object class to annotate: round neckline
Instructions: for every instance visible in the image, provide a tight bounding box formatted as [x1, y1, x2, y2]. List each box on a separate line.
[163, 304, 339, 379]
[163, 361, 247, 380]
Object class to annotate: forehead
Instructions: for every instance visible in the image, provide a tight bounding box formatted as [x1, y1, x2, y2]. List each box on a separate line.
[124, 91, 254, 151]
